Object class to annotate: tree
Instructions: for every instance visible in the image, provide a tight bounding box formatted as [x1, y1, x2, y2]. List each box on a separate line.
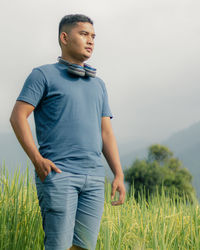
[147, 144, 173, 163]
[124, 144, 196, 204]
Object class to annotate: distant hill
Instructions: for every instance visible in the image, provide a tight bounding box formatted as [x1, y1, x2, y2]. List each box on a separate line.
[119, 121, 200, 200]
[0, 129, 151, 176]
[0, 131, 37, 178]
[1, 121, 200, 200]
[163, 121, 200, 200]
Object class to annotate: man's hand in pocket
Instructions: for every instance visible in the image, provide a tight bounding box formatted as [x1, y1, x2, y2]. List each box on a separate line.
[34, 157, 62, 182]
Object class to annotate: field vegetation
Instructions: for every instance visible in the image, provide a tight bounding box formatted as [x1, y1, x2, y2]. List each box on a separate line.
[0, 163, 200, 250]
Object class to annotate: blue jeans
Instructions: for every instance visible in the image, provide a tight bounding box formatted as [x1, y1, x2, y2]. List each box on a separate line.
[35, 169, 105, 250]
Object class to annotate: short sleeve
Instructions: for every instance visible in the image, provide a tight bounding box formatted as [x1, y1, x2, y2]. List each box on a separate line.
[16, 68, 47, 108]
[101, 80, 113, 119]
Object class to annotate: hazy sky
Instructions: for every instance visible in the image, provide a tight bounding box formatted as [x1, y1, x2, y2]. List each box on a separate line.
[1, 0, 200, 145]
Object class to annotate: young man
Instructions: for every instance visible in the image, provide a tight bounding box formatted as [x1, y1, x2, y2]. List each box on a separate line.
[10, 14, 126, 250]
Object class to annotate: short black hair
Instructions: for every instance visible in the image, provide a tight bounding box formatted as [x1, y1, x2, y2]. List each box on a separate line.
[58, 14, 94, 47]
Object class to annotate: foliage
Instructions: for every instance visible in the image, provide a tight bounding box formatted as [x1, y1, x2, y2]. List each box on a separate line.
[124, 144, 196, 204]
[147, 144, 173, 163]
[0, 163, 200, 249]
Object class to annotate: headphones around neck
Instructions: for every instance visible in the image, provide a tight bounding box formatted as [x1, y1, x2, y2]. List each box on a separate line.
[57, 56, 96, 78]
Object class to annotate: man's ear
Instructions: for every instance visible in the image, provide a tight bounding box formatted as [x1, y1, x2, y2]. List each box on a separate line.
[60, 32, 68, 46]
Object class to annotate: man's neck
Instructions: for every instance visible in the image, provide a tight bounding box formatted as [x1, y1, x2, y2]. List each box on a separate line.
[61, 54, 84, 67]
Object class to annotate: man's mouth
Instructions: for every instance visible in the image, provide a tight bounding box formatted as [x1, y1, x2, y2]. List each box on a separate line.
[85, 48, 92, 52]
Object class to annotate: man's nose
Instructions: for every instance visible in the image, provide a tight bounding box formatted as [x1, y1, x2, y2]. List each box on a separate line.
[87, 37, 94, 45]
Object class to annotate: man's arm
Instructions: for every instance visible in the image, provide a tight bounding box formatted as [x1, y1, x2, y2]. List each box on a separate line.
[101, 116, 126, 205]
[9, 101, 61, 182]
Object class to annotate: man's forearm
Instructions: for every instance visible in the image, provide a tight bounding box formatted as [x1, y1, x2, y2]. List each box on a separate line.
[10, 114, 42, 166]
[102, 131, 124, 179]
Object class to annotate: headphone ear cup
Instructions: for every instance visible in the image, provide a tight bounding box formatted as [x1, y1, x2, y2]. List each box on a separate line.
[84, 64, 96, 78]
[67, 65, 86, 77]
[58, 56, 96, 77]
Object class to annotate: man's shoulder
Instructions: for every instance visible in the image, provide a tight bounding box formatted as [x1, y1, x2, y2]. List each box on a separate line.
[94, 76, 107, 90]
[30, 62, 59, 81]
[33, 62, 57, 73]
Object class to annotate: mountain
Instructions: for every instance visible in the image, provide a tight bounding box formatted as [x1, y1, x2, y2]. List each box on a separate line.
[119, 121, 200, 200]
[163, 121, 200, 200]
[0, 130, 149, 183]
[1, 121, 200, 200]
[0, 131, 38, 178]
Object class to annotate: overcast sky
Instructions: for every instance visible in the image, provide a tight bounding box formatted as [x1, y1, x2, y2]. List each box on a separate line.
[1, 0, 200, 145]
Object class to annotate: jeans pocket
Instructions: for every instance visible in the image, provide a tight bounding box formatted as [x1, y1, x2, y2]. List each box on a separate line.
[93, 176, 105, 184]
[42, 171, 53, 183]
[35, 169, 53, 184]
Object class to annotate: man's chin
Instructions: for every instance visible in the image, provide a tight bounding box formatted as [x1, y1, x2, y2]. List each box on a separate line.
[82, 53, 91, 61]
[76, 53, 91, 64]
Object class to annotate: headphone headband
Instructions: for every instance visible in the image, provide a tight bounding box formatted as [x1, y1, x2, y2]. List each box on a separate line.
[57, 57, 96, 78]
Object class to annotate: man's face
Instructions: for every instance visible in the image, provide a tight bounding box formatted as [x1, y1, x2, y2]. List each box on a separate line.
[63, 22, 96, 62]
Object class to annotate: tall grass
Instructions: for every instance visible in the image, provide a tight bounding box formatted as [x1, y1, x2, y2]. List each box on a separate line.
[0, 162, 200, 250]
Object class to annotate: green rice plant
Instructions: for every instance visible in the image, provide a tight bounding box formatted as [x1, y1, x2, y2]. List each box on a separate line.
[97, 179, 200, 250]
[1, 163, 200, 250]
[0, 161, 44, 250]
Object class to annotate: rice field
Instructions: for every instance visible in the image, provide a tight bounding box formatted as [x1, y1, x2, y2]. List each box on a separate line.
[0, 162, 200, 250]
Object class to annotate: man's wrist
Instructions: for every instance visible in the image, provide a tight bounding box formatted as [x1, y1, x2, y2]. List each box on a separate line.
[32, 153, 44, 166]
[114, 172, 124, 180]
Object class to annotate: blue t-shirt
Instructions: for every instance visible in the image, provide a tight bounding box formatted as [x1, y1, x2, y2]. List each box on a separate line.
[16, 61, 113, 177]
